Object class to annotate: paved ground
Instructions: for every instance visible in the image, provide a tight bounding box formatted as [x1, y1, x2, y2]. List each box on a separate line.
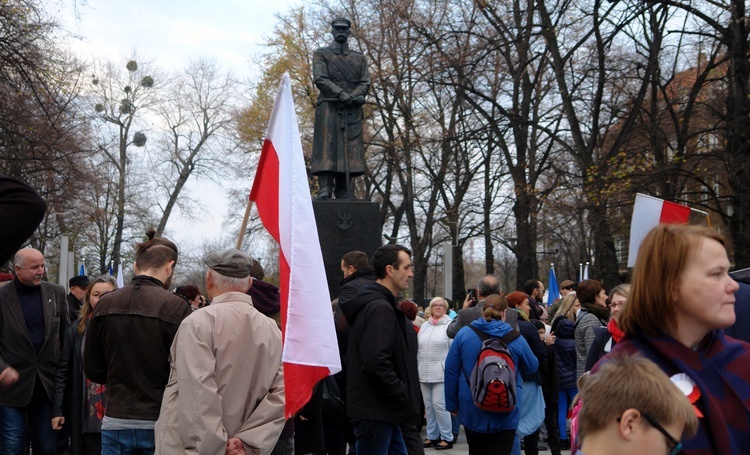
[421, 431, 572, 454]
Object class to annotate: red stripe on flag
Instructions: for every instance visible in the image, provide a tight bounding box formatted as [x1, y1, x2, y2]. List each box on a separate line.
[279, 248, 328, 418]
[659, 201, 691, 224]
[249, 139, 280, 243]
[284, 363, 329, 419]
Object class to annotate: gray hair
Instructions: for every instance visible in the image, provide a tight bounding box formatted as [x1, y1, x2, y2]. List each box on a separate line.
[208, 268, 251, 292]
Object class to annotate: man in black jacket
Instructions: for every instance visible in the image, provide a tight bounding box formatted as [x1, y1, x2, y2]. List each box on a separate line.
[341, 244, 421, 455]
[84, 232, 192, 455]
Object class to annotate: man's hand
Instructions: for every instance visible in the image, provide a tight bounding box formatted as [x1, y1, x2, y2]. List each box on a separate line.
[226, 437, 246, 455]
[0, 366, 19, 386]
[462, 293, 473, 309]
[51, 417, 65, 430]
[338, 91, 353, 105]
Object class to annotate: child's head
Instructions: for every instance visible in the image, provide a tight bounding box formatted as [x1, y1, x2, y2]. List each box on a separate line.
[577, 354, 697, 455]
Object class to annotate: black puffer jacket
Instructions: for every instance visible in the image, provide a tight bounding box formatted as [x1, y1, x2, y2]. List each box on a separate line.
[341, 282, 421, 426]
[551, 316, 578, 389]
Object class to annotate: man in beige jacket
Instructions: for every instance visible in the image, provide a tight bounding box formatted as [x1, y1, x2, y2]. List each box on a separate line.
[155, 248, 285, 455]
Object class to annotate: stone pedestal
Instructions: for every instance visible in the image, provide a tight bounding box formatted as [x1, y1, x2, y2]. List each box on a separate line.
[313, 200, 382, 299]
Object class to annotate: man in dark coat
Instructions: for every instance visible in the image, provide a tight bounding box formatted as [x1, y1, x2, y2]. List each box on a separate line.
[311, 17, 371, 200]
[446, 275, 507, 338]
[341, 244, 421, 455]
[66, 275, 89, 322]
[0, 248, 68, 455]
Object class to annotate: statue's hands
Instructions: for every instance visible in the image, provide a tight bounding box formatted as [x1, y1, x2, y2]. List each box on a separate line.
[338, 91, 353, 105]
[353, 95, 366, 105]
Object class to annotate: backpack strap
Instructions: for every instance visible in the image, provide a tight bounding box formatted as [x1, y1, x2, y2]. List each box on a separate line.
[468, 325, 520, 346]
[462, 325, 520, 385]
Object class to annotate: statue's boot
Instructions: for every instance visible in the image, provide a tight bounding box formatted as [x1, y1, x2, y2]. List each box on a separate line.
[316, 174, 333, 200]
[334, 175, 354, 200]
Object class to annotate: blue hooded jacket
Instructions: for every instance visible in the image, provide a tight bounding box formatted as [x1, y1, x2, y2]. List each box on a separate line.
[444, 317, 539, 433]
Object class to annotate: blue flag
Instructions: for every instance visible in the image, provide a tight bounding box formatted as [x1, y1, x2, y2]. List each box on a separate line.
[547, 264, 560, 306]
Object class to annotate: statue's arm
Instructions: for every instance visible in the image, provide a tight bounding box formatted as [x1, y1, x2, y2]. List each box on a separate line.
[313, 49, 345, 98]
[349, 57, 371, 99]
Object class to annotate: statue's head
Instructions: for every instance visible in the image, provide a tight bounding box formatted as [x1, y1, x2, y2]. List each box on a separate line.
[331, 17, 351, 43]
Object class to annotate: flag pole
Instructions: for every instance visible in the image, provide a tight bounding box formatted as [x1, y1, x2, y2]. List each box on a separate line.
[236, 198, 255, 250]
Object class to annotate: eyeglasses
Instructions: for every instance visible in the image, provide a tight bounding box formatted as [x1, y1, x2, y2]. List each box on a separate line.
[618, 411, 681, 455]
[609, 302, 623, 308]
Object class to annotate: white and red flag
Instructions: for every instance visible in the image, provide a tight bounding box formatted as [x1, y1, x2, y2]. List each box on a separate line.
[249, 73, 341, 418]
[627, 193, 693, 267]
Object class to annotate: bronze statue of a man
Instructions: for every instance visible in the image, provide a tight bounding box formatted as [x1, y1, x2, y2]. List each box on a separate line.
[311, 18, 371, 200]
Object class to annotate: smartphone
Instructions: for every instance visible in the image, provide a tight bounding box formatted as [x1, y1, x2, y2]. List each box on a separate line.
[467, 288, 477, 304]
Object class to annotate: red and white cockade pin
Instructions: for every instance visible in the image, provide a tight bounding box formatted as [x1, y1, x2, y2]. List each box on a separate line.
[670, 373, 703, 418]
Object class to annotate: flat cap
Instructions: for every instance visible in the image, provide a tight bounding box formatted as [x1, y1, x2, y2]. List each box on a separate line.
[331, 17, 351, 28]
[559, 279, 575, 289]
[204, 248, 254, 278]
[69, 275, 89, 288]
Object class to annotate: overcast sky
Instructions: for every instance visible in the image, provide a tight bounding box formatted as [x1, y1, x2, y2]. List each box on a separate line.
[59, 0, 300, 253]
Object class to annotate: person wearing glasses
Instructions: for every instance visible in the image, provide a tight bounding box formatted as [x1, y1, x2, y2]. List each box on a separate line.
[576, 353, 697, 455]
[615, 224, 750, 453]
[584, 284, 630, 371]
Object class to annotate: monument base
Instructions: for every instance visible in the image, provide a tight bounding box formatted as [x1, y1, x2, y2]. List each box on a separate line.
[313, 200, 382, 300]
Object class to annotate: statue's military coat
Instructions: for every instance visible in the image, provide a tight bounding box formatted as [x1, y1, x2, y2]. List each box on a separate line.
[311, 43, 370, 176]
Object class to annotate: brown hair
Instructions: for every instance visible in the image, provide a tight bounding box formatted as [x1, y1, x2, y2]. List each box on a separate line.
[400, 299, 418, 321]
[619, 224, 726, 337]
[576, 280, 604, 305]
[481, 293, 508, 321]
[342, 250, 369, 270]
[577, 353, 698, 442]
[135, 229, 179, 271]
[77, 275, 118, 335]
[505, 291, 528, 309]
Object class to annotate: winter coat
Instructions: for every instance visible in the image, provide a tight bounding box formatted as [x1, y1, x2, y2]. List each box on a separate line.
[341, 282, 421, 426]
[551, 316, 578, 389]
[574, 310, 606, 379]
[444, 318, 538, 434]
[155, 292, 285, 455]
[417, 315, 452, 383]
[84, 275, 192, 421]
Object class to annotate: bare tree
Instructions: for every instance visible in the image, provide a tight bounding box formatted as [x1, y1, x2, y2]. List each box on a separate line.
[90, 58, 161, 270]
[151, 59, 237, 236]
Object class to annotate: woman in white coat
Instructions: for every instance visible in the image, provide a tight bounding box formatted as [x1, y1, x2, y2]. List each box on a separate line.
[418, 297, 454, 449]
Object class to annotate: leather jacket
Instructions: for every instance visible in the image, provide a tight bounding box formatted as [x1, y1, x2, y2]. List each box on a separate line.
[84, 275, 192, 421]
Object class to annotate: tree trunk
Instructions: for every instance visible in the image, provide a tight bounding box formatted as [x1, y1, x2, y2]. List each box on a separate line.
[726, 0, 750, 266]
[513, 189, 538, 290]
[587, 203, 621, 289]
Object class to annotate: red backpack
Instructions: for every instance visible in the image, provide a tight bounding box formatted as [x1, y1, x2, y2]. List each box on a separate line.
[465, 325, 520, 412]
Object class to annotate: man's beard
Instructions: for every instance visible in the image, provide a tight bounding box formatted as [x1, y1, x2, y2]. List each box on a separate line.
[163, 273, 174, 289]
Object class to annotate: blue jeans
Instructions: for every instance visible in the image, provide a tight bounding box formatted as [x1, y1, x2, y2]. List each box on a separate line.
[0, 387, 56, 455]
[558, 387, 578, 441]
[101, 429, 155, 455]
[352, 419, 408, 455]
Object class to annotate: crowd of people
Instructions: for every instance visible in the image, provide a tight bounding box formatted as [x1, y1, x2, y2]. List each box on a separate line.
[1, 177, 749, 455]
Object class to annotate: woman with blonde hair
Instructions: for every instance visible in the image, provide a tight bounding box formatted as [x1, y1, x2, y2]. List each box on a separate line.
[613, 224, 750, 453]
[550, 292, 580, 448]
[445, 294, 538, 455]
[585, 284, 631, 371]
[418, 297, 454, 449]
[52, 275, 117, 454]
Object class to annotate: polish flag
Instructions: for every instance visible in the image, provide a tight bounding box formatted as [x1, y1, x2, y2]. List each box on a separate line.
[249, 73, 341, 418]
[627, 193, 691, 267]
